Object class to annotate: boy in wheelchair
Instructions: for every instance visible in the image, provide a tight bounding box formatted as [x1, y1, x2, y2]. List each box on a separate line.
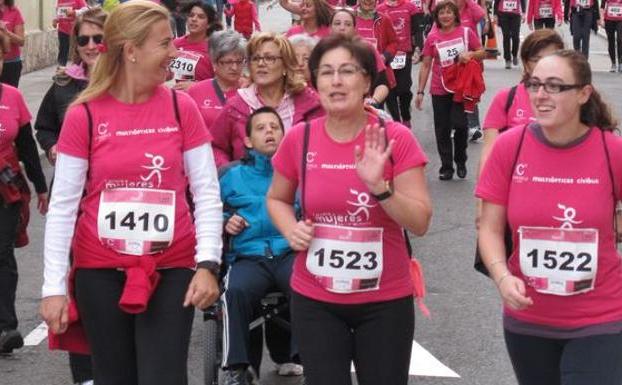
[218, 106, 301, 385]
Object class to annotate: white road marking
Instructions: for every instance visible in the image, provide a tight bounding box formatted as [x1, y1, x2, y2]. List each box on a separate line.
[23, 322, 48, 346]
[350, 340, 460, 378]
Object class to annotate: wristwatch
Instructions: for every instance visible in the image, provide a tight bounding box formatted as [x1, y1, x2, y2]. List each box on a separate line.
[371, 180, 393, 202]
[197, 261, 221, 278]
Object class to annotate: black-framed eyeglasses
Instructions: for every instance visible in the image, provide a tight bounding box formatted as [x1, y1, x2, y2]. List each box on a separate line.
[249, 55, 283, 65]
[76, 34, 103, 47]
[524, 78, 584, 94]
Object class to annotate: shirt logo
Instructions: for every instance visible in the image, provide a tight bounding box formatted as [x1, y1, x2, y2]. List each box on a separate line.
[346, 189, 377, 221]
[553, 204, 582, 229]
[0, 123, 5, 133]
[141, 153, 170, 188]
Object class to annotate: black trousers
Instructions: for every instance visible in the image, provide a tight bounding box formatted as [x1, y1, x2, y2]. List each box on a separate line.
[69, 353, 93, 383]
[75, 268, 194, 385]
[534, 17, 556, 29]
[386, 54, 413, 123]
[412, 13, 426, 51]
[0, 60, 22, 88]
[0, 200, 20, 332]
[57, 31, 70, 66]
[498, 12, 522, 61]
[605, 20, 622, 64]
[505, 329, 622, 385]
[571, 9, 593, 58]
[291, 292, 414, 385]
[431, 94, 468, 173]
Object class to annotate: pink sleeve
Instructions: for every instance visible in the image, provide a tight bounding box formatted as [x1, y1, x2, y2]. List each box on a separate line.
[14, 7, 25, 25]
[469, 0, 486, 22]
[252, 5, 261, 30]
[272, 123, 303, 183]
[15, 90, 31, 126]
[467, 28, 482, 50]
[482, 88, 511, 130]
[210, 104, 234, 167]
[177, 91, 212, 151]
[422, 32, 435, 57]
[554, 0, 563, 20]
[475, 131, 517, 205]
[57, 105, 90, 159]
[526, 0, 534, 24]
[387, 123, 428, 176]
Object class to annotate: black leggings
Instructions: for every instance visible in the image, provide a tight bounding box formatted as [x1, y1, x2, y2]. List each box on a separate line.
[0, 60, 22, 88]
[498, 12, 522, 61]
[605, 20, 622, 64]
[75, 268, 194, 385]
[571, 9, 593, 58]
[0, 200, 20, 333]
[504, 329, 622, 385]
[291, 292, 414, 385]
[57, 31, 70, 66]
[534, 17, 555, 29]
[431, 94, 468, 173]
[386, 54, 413, 123]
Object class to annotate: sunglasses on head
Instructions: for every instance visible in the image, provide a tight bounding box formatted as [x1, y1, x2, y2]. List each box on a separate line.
[76, 34, 103, 47]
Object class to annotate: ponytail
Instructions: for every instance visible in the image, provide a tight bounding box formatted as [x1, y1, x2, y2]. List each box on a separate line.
[580, 90, 618, 132]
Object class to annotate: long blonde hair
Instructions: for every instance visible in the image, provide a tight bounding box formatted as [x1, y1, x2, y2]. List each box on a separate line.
[247, 32, 306, 95]
[73, 0, 170, 105]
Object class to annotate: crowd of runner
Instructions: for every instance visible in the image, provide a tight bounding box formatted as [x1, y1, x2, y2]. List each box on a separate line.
[1, 0, 621, 385]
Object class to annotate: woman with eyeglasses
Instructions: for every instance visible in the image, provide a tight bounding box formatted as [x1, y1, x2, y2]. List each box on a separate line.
[477, 49, 622, 385]
[211, 32, 323, 168]
[188, 30, 247, 144]
[39, 2, 223, 383]
[267, 34, 432, 385]
[171, 0, 222, 91]
[0, 0, 25, 87]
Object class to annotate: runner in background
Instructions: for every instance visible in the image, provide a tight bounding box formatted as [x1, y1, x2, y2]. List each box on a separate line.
[477, 49, 622, 385]
[172, 1, 222, 90]
[211, 32, 323, 167]
[600, 0, 622, 72]
[415, 0, 484, 180]
[493, 0, 525, 68]
[330, 8, 391, 108]
[267, 34, 432, 385]
[378, 0, 419, 127]
[35, 9, 108, 381]
[39, 3, 222, 384]
[0, 35, 48, 356]
[52, 0, 88, 68]
[285, 0, 332, 38]
[0, 0, 25, 87]
[225, 0, 262, 39]
[526, 0, 562, 29]
[188, 30, 247, 136]
[565, 0, 600, 59]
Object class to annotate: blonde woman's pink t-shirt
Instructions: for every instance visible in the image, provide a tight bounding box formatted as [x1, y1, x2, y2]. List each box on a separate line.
[476, 125, 622, 329]
[57, 86, 211, 266]
[271, 113, 428, 304]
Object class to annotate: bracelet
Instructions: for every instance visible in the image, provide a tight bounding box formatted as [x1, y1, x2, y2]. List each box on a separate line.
[417, 91, 424, 95]
[496, 271, 511, 287]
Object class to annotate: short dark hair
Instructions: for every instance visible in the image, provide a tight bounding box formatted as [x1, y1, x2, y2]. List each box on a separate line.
[433, 0, 460, 28]
[330, 7, 356, 27]
[182, 1, 222, 37]
[245, 106, 284, 137]
[308, 34, 377, 93]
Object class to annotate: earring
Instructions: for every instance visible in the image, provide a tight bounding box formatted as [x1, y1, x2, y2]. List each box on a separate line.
[131, 57, 137, 63]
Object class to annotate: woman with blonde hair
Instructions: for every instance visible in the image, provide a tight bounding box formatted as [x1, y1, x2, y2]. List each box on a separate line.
[39, 2, 224, 384]
[211, 31, 323, 167]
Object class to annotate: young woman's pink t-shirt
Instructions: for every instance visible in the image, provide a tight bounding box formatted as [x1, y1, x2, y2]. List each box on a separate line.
[57, 86, 211, 267]
[187, 78, 238, 138]
[476, 125, 622, 329]
[377, 1, 420, 53]
[56, 0, 87, 35]
[422, 26, 481, 96]
[173, 36, 215, 82]
[0, 84, 31, 159]
[483, 83, 534, 131]
[271, 114, 428, 304]
[285, 25, 331, 38]
[1, 6, 25, 61]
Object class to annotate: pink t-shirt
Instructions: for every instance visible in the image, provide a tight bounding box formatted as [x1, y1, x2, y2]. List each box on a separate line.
[497, 0, 522, 14]
[1, 6, 24, 61]
[271, 113, 428, 304]
[56, 0, 87, 35]
[377, 1, 420, 53]
[476, 125, 622, 329]
[422, 26, 481, 95]
[355, 17, 378, 46]
[483, 83, 534, 131]
[0, 84, 31, 159]
[460, 0, 486, 33]
[605, 0, 622, 21]
[187, 78, 238, 138]
[570, 0, 593, 7]
[57, 86, 211, 267]
[173, 36, 215, 82]
[285, 25, 331, 38]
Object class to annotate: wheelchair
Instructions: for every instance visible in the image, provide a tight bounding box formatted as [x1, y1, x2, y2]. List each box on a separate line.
[203, 291, 291, 385]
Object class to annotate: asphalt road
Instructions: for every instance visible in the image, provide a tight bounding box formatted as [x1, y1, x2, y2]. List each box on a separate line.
[2, 4, 622, 385]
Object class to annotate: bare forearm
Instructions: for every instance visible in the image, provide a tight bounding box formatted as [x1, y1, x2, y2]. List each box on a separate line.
[267, 198, 299, 237]
[378, 193, 432, 235]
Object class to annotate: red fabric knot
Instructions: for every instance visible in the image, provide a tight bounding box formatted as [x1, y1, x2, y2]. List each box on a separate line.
[96, 42, 108, 53]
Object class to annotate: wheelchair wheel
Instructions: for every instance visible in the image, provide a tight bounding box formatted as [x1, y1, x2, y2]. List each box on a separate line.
[204, 317, 220, 385]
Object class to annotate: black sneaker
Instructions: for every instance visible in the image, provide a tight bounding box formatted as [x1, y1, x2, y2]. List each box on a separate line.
[469, 127, 483, 142]
[0, 329, 24, 354]
[439, 170, 453, 180]
[512, 56, 518, 66]
[456, 164, 467, 179]
[505, 60, 511, 69]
